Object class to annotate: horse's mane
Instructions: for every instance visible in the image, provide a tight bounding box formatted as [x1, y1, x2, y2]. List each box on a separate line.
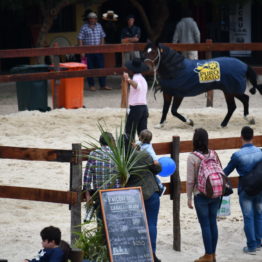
[158, 44, 185, 79]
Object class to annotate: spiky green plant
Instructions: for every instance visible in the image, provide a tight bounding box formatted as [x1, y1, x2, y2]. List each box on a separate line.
[74, 221, 109, 262]
[82, 121, 147, 188]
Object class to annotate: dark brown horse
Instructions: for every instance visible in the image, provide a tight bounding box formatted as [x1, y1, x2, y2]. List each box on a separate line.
[143, 42, 262, 128]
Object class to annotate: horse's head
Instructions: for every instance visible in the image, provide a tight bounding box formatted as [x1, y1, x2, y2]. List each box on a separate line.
[142, 41, 161, 71]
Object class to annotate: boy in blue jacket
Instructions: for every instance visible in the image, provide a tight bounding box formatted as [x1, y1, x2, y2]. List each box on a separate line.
[23, 226, 65, 262]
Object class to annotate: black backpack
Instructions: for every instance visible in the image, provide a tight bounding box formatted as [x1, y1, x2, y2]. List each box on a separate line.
[241, 160, 262, 196]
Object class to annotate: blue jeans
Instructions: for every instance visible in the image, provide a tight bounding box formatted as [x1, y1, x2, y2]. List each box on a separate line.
[144, 192, 160, 253]
[239, 190, 262, 250]
[194, 194, 220, 254]
[86, 53, 106, 87]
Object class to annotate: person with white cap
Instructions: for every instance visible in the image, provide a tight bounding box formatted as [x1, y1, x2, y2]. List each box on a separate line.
[78, 11, 112, 91]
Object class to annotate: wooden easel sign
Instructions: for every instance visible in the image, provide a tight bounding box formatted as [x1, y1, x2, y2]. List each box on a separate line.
[99, 187, 154, 262]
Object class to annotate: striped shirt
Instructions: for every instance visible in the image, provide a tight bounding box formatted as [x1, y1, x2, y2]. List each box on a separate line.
[78, 23, 106, 46]
[83, 146, 120, 191]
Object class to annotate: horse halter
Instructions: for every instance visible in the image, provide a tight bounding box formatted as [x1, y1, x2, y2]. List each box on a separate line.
[144, 47, 161, 92]
[144, 47, 161, 71]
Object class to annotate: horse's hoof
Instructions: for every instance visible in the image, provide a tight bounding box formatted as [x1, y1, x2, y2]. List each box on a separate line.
[186, 119, 194, 126]
[244, 115, 255, 125]
[154, 123, 165, 129]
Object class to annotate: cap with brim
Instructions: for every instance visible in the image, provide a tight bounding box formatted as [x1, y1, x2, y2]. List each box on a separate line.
[125, 59, 149, 73]
[87, 12, 97, 19]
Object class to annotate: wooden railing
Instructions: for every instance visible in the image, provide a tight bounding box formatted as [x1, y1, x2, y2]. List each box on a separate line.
[1, 135, 262, 250]
[1, 42, 262, 83]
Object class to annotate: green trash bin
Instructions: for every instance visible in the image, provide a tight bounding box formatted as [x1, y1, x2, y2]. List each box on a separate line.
[11, 64, 50, 111]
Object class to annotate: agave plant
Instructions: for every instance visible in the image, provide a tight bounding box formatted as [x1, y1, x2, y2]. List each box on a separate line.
[82, 121, 147, 188]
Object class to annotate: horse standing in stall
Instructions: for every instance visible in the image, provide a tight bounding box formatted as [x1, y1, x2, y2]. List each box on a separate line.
[143, 42, 262, 128]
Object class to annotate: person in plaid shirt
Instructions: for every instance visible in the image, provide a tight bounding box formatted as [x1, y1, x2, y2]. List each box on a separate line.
[83, 132, 119, 219]
[186, 128, 221, 262]
[78, 11, 111, 91]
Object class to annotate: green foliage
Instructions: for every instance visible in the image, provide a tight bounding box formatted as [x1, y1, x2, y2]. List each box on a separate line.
[75, 221, 109, 261]
[82, 121, 147, 188]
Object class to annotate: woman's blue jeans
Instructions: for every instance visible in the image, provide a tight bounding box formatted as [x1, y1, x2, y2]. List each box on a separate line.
[144, 192, 160, 253]
[239, 190, 262, 250]
[194, 194, 220, 254]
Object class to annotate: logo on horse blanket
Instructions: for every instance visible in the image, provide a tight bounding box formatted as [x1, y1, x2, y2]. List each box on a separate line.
[194, 61, 221, 83]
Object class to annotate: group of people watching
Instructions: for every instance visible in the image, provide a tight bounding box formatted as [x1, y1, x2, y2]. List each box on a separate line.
[77, 8, 200, 91]
[83, 125, 262, 262]
[23, 124, 262, 262]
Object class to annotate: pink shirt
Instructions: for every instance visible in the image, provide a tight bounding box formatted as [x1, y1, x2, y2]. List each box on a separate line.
[128, 73, 148, 106]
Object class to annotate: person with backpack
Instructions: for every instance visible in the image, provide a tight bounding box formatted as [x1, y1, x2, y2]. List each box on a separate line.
[187, 128, 223, 262]
[223, 126, 262, 255]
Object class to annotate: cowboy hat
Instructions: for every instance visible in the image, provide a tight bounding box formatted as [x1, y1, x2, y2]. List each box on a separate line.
[102, 10, 118, 21]
[125, 58, 149, 73]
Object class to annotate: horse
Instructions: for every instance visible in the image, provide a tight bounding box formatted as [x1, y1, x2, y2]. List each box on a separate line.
[143, 42, 262, 128]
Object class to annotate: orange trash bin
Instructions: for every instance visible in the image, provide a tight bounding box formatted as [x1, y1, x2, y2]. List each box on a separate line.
[51, 62, 87, 109]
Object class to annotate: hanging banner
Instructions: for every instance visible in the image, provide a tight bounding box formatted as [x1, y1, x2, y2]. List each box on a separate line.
[229, 1, 251, 57]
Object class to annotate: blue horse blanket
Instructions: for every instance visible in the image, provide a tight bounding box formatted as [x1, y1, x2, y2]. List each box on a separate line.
[158, 50, 248, 97]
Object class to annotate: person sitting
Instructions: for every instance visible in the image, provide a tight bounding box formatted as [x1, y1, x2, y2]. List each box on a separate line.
[23, 226, 65, 262]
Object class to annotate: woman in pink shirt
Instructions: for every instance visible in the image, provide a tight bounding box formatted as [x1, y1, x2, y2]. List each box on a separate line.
[123, 58, 149, 139]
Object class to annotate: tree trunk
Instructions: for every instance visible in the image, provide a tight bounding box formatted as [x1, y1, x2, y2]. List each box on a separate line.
[129, 0, 169, 41]
[36, 0, 71, 48]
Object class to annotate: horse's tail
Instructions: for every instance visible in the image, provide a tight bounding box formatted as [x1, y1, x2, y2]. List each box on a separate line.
[247, 66, 262, 95]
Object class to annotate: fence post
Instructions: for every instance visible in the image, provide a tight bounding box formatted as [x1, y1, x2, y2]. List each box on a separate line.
[205, 39, 214, 107]
[170, 136, 181, 251]
[53, 42, 60, 109]
[70, 143, 82, 245]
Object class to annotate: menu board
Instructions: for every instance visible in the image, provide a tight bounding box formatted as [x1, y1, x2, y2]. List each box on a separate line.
[99, 187, 153, 262]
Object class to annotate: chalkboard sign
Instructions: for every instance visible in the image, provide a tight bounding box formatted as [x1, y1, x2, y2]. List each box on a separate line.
[99, 187, 154, 262]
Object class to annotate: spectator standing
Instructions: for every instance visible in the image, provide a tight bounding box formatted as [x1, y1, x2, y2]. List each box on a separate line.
[121, 14, 141, 64]
[125, 136, 162, 262]
[224, 126, 262, 255]
[78, 11, 112, 91]
[172, 10, 200, 60]
[83, 132, 120, 219]
[123, 58, 149, 140]
[187, 128, 221, 262]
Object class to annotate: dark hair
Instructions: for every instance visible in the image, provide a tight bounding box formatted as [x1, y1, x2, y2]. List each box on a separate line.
[40, 226, 61, 245]
[99, 132, 114, 146]
[127, 14, 135, 20]
[193, 128, 209, 154]
[59, 240, 71, 262]
[139, 129, 152, 144]
[241, 126, 253, 141]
